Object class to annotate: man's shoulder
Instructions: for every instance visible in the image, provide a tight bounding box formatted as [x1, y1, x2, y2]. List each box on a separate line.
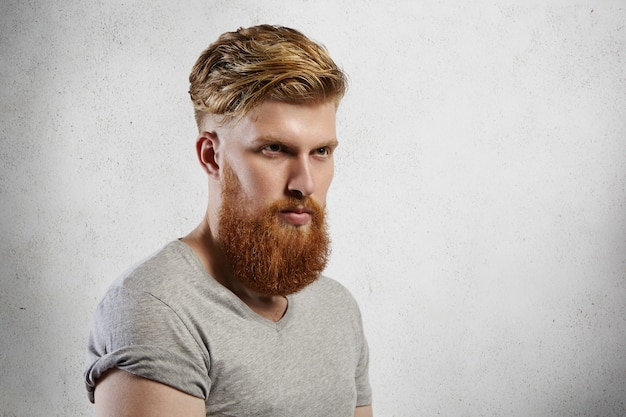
[110, 240, 202, 294]
[95, 240, 214, 324]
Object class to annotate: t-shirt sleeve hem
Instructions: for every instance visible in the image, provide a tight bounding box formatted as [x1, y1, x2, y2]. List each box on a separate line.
[84, 345, 208, 403]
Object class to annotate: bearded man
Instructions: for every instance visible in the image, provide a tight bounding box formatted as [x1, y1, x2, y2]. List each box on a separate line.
[84, 25, 373, 417]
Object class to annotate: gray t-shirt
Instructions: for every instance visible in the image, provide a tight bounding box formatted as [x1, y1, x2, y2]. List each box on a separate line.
[84, 240, 372, 416]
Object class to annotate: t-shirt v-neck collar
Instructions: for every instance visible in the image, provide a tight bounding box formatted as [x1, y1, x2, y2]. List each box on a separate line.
[238, 295, 294, 331]
[176, 239, 295, 331]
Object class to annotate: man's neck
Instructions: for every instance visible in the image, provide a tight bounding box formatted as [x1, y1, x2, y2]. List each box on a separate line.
[181, 220, 288, 322]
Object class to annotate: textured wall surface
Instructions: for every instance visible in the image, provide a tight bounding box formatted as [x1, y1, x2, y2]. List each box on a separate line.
[1, 1, 625, 416]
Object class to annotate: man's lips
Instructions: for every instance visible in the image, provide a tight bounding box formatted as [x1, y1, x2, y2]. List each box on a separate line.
[279, 206, 314, 226]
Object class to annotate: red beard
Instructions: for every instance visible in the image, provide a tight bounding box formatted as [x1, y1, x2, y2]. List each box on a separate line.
[217, 162, 330, 296]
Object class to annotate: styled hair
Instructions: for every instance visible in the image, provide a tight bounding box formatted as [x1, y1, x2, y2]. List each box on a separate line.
[189, 24, 347, 126]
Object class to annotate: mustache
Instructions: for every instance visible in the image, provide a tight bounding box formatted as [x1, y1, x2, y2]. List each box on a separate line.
[268, 196, 323, 216]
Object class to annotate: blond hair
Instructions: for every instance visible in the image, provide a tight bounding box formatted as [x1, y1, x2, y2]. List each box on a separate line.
[189, 25, 347, 126]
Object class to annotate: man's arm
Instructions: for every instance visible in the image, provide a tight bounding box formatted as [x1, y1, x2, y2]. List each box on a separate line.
[94, 368, 205, 417]
[355, 405, 373, 417]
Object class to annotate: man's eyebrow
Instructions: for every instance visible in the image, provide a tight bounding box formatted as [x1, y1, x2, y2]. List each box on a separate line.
[253, 136, 339, 148]
[252, 136, 288, 146]
[323, 139, 340, 149]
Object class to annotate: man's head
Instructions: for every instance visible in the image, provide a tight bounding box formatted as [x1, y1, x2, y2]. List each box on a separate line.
[189, 24, 347, 126]
[189, 25, 346, 295]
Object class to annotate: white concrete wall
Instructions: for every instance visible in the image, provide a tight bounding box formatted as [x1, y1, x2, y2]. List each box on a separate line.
[1, 1, 625, 415]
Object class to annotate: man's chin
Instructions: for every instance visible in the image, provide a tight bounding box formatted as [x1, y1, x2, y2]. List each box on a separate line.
[278, 222, 314, 234]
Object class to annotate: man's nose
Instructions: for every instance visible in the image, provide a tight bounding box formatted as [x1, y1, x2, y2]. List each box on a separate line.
[287, 156, 315, 197]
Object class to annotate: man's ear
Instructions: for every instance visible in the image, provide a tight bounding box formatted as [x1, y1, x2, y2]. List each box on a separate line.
[196, 131, 221, 177]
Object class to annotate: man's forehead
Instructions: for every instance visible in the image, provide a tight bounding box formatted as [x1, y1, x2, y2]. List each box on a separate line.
[230, 100, 336, 136]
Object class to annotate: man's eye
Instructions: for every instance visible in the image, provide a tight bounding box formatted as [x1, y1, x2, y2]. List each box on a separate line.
[265, 144, 282, 152]
[315, 147, 329, 156]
